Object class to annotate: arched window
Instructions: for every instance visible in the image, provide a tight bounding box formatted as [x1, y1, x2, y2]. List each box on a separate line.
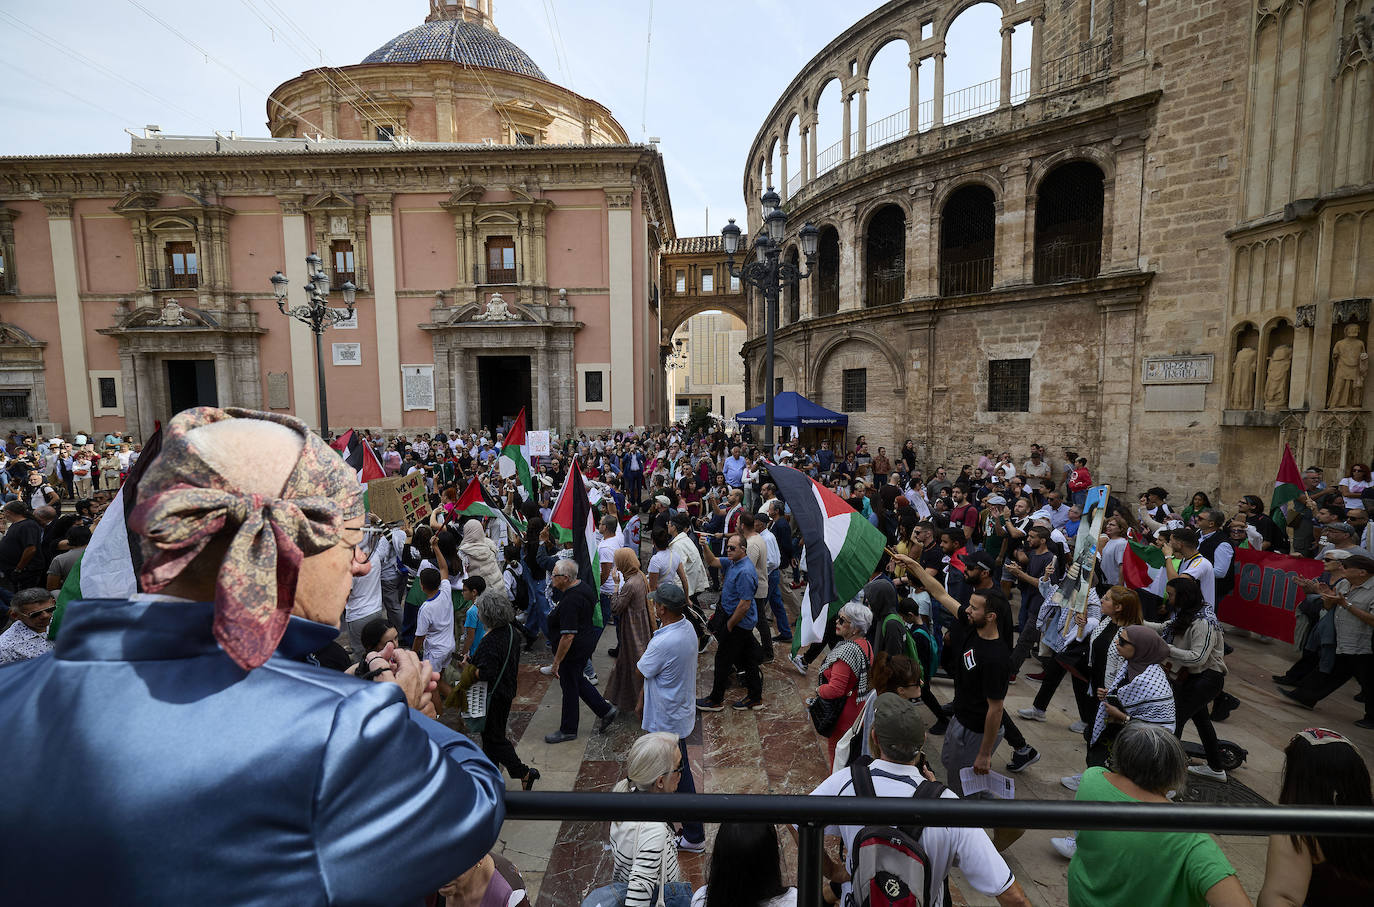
[939, 185, 995, 295]
[1033, 162, 1104, 283]
[865, 205, 905, 306]
[816, 226, 840, 315]
[784, 245, 800, 324]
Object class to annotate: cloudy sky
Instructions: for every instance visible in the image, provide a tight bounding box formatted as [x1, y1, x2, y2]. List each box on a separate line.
[0, 0, 1022, 234]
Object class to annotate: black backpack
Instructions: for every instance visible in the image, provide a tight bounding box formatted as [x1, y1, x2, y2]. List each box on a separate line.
[847, 762, 948, 907]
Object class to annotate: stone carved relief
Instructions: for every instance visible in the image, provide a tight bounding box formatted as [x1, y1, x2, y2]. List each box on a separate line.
[1264, 345, 1293, 410]
[473, 292, 520, 321]
[1296, 304, 1317, 327]
[1333, 298, 1371, 324]
[160, 300, 188, 326]
[1327, 323, 1369, 408]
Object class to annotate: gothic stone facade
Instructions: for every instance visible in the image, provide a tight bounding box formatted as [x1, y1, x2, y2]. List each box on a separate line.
[737, 0, 1374, 502]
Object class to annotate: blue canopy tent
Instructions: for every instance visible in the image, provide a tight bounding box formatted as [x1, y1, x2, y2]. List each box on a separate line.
[735, 391, 848, 427]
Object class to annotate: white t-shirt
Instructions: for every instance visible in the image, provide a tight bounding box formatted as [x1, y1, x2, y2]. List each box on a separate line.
[416, 578, 455, 671]
[1340, 477, 1369, 510]
[1100, 537, 1128, 586]
[597, 532, 622, 594]
[343, 539, 387, 623]
[807, 760, 1015, 907]
[647, 548, 681, 586]
[1178, 553, 1216, 606]
[691, 887, 796, 907]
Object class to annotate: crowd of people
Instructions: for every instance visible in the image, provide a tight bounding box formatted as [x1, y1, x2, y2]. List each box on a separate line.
[1, 415, 1372, 905]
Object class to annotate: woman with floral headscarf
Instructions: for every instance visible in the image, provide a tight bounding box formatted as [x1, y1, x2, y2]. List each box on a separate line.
[0, 407, 504, 905]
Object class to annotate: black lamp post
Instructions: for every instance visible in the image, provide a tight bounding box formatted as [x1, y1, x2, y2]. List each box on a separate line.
[271, 253, 357, 438]
[721, 189, 819, 458]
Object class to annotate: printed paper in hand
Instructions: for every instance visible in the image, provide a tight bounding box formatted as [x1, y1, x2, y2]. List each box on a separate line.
[959, 768, 1016, 799]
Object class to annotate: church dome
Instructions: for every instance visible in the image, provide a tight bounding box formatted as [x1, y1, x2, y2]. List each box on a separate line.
[362, 17, 547, 80]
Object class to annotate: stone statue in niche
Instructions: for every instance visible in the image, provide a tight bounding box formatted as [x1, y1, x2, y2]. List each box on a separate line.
[474, 292, 518, 321]
[1327, 324, 1369, 409]
[1264, 345, 1292, 411]
[1229, 346, 1258, 409]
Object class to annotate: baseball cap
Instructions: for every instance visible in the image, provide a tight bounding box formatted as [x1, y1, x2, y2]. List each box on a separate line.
[655, 494, 671, 507]
[872, 692, 926, 762]
[964, 551, 996, 572]
[653, 583, 687, 612]
[1325, 522, 1356, 536]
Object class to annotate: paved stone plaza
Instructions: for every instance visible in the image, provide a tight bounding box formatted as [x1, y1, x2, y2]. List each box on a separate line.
[439, 586, 1373, 907]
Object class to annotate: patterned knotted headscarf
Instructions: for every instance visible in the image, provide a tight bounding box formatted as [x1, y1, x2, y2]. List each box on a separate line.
[129, 407, 364, 670]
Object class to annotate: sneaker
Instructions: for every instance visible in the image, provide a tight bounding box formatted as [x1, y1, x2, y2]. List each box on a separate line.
[543, 731, 577, 744]
[597, 706, 619, 734]
[790, 654, 807, 676]
[607, 647, 619, 658]
[1050, 835, 1077, 859]
[1188, 764, 1227, 782]
[695, 697, 724, 712]
[929, 718, 949, 736]
[1017, 707, 1047, 722]
[1061, 773, 1082, 791]
[1027, 671, 1047, 682]
[539, 665, 555, 676]
[1353, 718, 1374, 730]
[1008, 674, 1018, 684]
[697, 635, 712, 655]
[732, 697, 765, 711]
[1068, 720, 1087, 734]
[1006, 746, 1041, 772]
[677, 835, 706, 853]
[585, 671, 599, 686]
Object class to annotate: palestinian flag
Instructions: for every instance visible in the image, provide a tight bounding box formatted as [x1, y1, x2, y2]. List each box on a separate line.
[549, 462, 600, 589]
[455, 476, 527, 537]
[1122, 540, 1167, 591]
[767, 461, 887, 646]
[499, 408, 534, 501]
[1270, 443, 1303, 530]
[50, 426, 163, 641]
[330, 429, 386, 484]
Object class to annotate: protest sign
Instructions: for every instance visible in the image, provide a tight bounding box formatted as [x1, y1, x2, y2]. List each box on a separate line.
[528, 430, 551, 457]
[1216, 548, 1324, 643]
[366, 472, 431, 527]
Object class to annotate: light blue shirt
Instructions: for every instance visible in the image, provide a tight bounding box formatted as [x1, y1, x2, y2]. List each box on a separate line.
[636, 616, 698, 739]
[723, 455, 747, 487]
[720, 557, 759, 630]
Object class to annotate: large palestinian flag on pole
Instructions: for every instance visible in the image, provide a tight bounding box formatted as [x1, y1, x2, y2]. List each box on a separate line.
[767, 461, 887, 646]
[455, 476, 527, 536]
[330, 429, 386, 483]
[1122, 540, 1167, 592]
[549, 462, 600, 589]
[499, 408, 535, 501]
[1270, 443, 1303, 530]
[50, 426, 163, 641]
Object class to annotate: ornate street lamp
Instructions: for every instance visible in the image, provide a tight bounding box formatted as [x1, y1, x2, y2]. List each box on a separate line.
[721, 190, 818, 458]
[271, 256, 357, 438]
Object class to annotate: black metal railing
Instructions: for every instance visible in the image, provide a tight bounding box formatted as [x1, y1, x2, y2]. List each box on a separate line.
[503, 790, 1374, 907]
[148, 267, 198, 290]
[866, 269, 905, 307]
[1034, 239, 1102, 284]
[326, 267, 356, 291]
[474, 262, 522, 285]
[814, 283, 839, 316]
[939, 257, 994, 296]
[1041, 41, 1113, 94]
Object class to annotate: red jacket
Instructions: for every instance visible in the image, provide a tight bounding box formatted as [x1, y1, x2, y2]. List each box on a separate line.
[1069, 467, 1092, 492]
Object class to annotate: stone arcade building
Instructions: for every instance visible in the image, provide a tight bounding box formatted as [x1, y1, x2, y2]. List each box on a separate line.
[737, 0, 1374, 499]
[0, 0, 673, 439]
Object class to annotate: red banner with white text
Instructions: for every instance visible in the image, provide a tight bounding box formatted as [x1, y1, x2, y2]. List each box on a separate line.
[1216, 548, 1325, 644]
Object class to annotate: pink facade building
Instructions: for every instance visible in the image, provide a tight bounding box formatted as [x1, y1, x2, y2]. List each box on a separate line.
[0, 0, 674, 439]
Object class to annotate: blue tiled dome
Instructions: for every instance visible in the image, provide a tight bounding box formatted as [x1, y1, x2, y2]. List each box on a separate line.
[362, 19, 546, 79]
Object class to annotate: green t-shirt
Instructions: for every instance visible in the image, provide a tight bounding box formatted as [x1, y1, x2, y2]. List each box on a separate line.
[1067, 767, 1236, 907]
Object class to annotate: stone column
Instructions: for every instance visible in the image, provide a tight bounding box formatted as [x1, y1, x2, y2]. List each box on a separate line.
[368, 195, 404, 430]
[43, 199, 93, 432]
[278, 195, 320, 429]
[1000, 27, 1014, 108]
[997, 160, 1030, 286]
[607, 188, 635, 428]
[1106, 144, 1144, 272]
[905, 312, 938, 454]
[909, 53, 921, 133]
[838, 207, 860, 312]
[908, 183, 934, 297]
[808, 120, 818, 180]
[797, 123, 810, 188]
[856, 82, 868, 155]
[133, 352, 156, 442]
[536, 344, 551, 428]
[451, 347, 468, 429]
[933, 53, 946, 127]
[1029, 16, 1044, 98]
[842, 92, 852, 162]
[780, 142, 789, 200]
[1095, 299, 1141, 487]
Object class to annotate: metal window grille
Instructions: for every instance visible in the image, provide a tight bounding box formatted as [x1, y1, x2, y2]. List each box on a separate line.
[98, 377, 118, 409]
[842, 368, 867, 412]
[585, 371, 604, 403]
[0, 391, 30, 419]
[988, 359, 1031, 412]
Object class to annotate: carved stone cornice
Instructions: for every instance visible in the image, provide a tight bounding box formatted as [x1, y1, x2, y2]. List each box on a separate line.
[277, 194, 305, 216]
[367, 194, 394, 215]
[42, 199, 72, 218]
[606, 188, 634, 209]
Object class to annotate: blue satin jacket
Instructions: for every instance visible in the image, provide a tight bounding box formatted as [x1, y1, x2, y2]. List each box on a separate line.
[0, 598, 506, 905]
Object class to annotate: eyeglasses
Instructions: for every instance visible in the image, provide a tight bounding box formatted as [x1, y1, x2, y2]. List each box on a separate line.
[22, 606, 56, 618]
[725, 544, 741, 551]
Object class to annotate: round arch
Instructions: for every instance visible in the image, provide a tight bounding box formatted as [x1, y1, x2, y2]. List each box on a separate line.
[860, 30, 918, 77]
[808, 329, 906, 395]
[931, 171, 1004, 214]
[935, 0, 1014, 42]
[1028, 146, 1117, 194]
[857, 194, 913, 231]
[661, 300, 748, 344]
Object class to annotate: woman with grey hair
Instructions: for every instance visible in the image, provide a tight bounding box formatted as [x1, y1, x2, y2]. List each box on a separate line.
[812, 602, 874, 769]
[470, 586, 537, 789]
[1065, 721, 1247, 907]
